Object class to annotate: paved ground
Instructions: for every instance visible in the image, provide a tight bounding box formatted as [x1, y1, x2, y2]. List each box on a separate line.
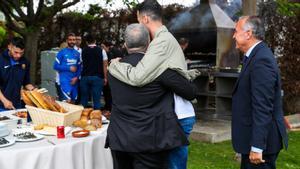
[191, 119, 231, 143]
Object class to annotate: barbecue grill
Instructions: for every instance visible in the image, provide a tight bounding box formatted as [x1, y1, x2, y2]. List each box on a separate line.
[168, 0, 240, 70]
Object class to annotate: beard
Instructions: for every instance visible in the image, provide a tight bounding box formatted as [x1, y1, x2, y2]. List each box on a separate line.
[12, 57, 21, 61]
[8, 52, 21, 61]
[68, 43, 75, 48]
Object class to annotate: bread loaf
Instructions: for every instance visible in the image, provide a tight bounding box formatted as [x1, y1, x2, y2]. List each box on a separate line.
[82, 108, 93, 116]
[73, 120, 88, 128]
[90, 110, 101, 119]
[91, 119, 102, 128]
[84, 125, 97, 131]
[80, 116, 88, 122]
[44, 95, 67, 113]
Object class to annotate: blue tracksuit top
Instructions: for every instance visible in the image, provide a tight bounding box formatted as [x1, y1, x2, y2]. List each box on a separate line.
[53, 48, 81, 83]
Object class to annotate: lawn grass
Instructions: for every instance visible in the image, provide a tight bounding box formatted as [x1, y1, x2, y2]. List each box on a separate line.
[188, 131, 300, 169]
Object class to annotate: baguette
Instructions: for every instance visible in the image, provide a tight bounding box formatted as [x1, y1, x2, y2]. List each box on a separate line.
[43, 95, 67, 113]
[26, 91, 43, 108]
[21, 90, 35, 106]
[30, 91, 51, 110]
[41, 95, 60, 112]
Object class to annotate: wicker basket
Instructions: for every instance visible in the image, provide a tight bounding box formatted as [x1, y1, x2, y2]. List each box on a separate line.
[26, 101, 83, 126]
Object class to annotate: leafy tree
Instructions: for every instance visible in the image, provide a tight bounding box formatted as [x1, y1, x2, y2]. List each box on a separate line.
[0, 0, 81, 83]
[276, 0, 300, 16]
[50, 8, 135, 46]
[40, 3, 186, 52]
[0, 24, 7, 47]
[259, 0, 300, 114]
[0, 0, 138, 84]
[163, 4, 188, 24]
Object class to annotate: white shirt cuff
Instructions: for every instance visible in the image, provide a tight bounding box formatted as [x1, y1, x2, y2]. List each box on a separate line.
[251, 146, 263, 153]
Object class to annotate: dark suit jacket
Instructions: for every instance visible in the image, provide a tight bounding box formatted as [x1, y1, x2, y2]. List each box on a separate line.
[106, 53, 197, 153]
[232, 42, 288, 154]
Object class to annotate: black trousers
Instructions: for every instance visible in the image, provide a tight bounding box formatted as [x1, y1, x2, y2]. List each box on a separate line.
[75, 79, 81, 104]
[111, 150, 170, 169]
[241, 153, 279, 169]
[103, 84, 112, 111]
[55, 82, 63, 101]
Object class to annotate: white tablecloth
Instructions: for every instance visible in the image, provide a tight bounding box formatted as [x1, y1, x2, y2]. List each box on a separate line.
[0, 125, 113, 169]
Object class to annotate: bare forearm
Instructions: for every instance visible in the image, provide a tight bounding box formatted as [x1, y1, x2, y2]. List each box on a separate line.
[0, 90, 7, 103]
[103, 60, 108, 79]
[0, 90, 14, 109]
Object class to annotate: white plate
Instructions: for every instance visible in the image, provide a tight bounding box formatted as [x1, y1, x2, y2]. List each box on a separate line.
[15, 133, 44, 142]
[12, 129, 44, 142]
[0, 137, 16, 148]
[34, 126, 72, 136]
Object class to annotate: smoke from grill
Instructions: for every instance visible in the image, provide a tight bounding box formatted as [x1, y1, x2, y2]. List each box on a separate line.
[168, 0, 240, 69]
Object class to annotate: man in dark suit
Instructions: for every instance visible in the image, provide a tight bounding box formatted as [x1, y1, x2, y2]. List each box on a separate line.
[232, 16, 288, 169]
[106, 23, 198, 169]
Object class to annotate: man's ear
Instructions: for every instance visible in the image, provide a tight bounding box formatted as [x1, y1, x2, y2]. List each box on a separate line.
[246, 30, 253, 40]
[144, 15, 150, 24]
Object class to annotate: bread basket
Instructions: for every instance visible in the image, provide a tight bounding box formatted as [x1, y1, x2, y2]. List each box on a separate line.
[26, 101, 83, 126]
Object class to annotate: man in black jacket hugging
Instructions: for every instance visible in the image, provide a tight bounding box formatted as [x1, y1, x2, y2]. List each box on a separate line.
[105, 23, 198, 169]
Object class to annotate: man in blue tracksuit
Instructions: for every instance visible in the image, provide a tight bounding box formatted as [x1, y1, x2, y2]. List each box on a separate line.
[54, 33, 81, 103]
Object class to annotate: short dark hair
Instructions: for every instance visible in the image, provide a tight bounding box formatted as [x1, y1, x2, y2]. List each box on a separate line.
[67, 32, 76, 38]
[85, 34, 96, 44]
[137, 0, 162, 21]
[102, 41, 112, 47]
[10, 37, 25, 49]
[75, 35, 82, 40]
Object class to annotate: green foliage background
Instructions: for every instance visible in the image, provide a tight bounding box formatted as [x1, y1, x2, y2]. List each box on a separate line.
[0, 26, 7, 46]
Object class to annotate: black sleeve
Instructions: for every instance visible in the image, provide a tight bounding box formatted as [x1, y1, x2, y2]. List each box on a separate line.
[159, 69, 198, 100]
[23, 61, 31, 86]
